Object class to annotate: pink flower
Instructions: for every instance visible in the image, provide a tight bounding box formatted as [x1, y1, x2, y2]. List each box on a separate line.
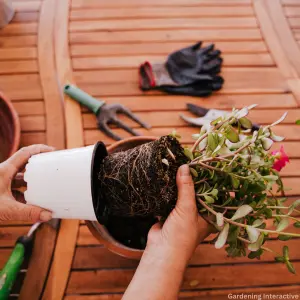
[271, 146, 289, 171]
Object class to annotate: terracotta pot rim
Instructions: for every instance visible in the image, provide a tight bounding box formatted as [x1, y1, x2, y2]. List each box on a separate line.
[0, 91, 21, 158]
[86, 136, 158, 259]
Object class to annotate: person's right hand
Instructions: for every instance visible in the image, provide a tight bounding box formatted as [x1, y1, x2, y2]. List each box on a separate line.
[146, 164, 213, 265]
[0, 145, 54, 223]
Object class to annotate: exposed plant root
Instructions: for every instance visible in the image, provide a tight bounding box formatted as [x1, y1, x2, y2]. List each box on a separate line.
[98, 136, 188, 218]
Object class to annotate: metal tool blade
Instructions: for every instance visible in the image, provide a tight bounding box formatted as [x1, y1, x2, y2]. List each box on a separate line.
[187, 103, 210, 117]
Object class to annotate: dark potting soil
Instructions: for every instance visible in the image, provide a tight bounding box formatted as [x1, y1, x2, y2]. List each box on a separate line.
[106, 215, 158, 249]
[97, 135, 188, 249]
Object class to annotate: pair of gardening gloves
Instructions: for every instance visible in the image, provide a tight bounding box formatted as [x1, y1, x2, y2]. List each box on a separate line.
[139, 42, 224, 97]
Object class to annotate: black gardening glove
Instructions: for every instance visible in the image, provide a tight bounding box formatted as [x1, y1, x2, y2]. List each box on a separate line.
[139, 42, 223, 94]
[153, 76, 224, 97]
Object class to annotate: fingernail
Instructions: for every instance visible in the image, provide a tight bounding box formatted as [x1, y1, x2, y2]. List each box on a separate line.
[40, 210, 52, 222]
[179, 164, 190, 176]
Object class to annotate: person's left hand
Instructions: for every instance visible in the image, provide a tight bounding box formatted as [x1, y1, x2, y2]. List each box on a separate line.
[0, 145, 54, 222]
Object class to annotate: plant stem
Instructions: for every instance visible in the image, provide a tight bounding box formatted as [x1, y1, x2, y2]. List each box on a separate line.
[191, 132, 208, 153]
[272, 215, 300, 222]
[197, 198, 300, 238]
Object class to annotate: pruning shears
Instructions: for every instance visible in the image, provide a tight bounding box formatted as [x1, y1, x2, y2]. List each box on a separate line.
[180, 103, 260, 131]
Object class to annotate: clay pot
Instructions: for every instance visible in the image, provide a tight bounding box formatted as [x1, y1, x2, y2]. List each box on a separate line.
[0, 92, 20, 163]
[86, 136, 157, 260]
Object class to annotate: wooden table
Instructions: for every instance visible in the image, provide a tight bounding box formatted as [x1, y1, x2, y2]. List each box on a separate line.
[0, 0, 300, 299]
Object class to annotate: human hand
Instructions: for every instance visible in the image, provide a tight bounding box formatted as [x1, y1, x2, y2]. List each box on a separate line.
[0, 145, 54, 222]
[146, 164, 212, 265]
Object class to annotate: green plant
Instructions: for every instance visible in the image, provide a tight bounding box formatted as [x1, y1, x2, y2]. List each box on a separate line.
[179, 105, 299, 274]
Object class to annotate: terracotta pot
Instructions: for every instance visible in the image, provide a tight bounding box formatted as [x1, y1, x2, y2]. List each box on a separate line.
[0, 92, 20, 163]
[86, 136, 157, 260]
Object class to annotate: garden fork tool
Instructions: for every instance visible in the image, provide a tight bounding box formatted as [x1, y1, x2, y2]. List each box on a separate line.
[180, 103, 260, 131]
[64, 84, 151, 140]
[0, 219, 59, 299]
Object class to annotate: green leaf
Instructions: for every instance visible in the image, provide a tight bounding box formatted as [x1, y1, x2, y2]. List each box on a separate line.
[231, 205, 253, 221]
[248, 233, 264, 252]
[278, 235, 292, 241]
[235, 107, 249, 119]
[288, 199, 300, 215]
[216, 213, 224, 227]
[215, 223, 229, 249]
[261, 137, 273, 150]
[296, 120, 300, 125]
[211, 189, 218, 197]
[293, 222, 300, 228]
[207, 133, 218, 152]
[263, 175, 278, 182]
[270, 112, 288, 127]
[276, 218, 289, 232]
[275, 256, 285, 263]
[286, 260, 296, 274]
[246, 226, 260, 243]
[283, 245, 289, 260]
[184, 148, 194, 161]
[239, 117, 252, 129]
[204, 195, 215, 204]
[264, 208, 273, 219]
[189, 168, 198, 178]
[231, 175, 240, 189]
[170, 129, 181, 139]
[248, 249, 263, 259]
[225, 126, 239, 143]
[211, 116, 222, 125]
[253, 219, 264, 227]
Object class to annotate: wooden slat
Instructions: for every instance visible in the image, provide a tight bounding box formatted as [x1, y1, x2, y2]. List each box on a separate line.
[71, 41, 268, 57]
[83, 125, 300, 145]
[67, 262, 300, 294]
[80, 94, 297, 112]
[0, 61, 38, 74]
[11, 12, 39, 23]
[20, 132, 46, 146]
[281, 159, 300, 177]
[13, 101, 45, 116]
[70, 18, 257, 32]
[289, 17, 300, 28]
[73, 239, 300, 270]
[285, 7, 300, 17]
[70, 29, 262, 44]
[20, 116, 46, 131]
[65, 286, 300, 300]
[73, 54, 274, 71]
[0, 35, 37, 47]
[82, 109, 299, 130]
[71, 0, 252, 9]
[0, 74, 43, 100]
[0, 249, 14, 270]
[77, 225, 102, 246]
[0, 23, 38, 36]
[12, 1, 41, 12]
[264, 0, 300, 83]
[282, 0, 300, 5]
[253, 0, 298, 80]
[75, 68, 284, 94]
[0, 48, 37, 60]
[0, 226, 30, 247]
[41, 0, 82, 299]
[70, 7, 254, 21]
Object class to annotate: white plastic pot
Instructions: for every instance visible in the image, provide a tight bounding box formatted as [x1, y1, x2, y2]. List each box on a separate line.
[24, 142, 107, 220]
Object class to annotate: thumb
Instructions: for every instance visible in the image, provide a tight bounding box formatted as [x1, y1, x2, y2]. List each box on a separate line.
[175, 164, 196, 213]
[0, 200, 52, 223]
